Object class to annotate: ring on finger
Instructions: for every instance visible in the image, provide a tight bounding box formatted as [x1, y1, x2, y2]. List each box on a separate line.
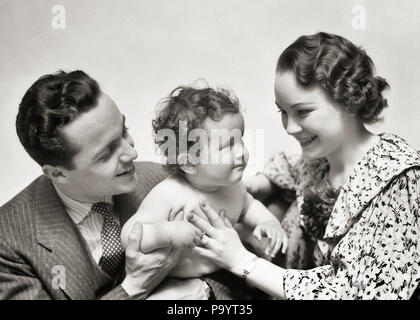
[201, 234, 210, 245]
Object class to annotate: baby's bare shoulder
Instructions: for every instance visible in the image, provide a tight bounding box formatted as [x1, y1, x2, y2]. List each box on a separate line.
[137, 177, 190, 216]
[150, 176, 191, 198]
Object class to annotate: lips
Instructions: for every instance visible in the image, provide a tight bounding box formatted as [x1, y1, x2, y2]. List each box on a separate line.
[297, 135, 317, 147]
[233, 162, 247, 170]
[116, 164, 135, 177]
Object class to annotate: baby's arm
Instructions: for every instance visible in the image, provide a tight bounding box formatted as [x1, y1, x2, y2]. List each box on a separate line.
[122, 222, 173, 253]
[240, 195, 281, 230]
[239, 185, 288, 258]
[121, 183, 172, 253]
[242, 173, 274, 199]
[121, 181, 202, 253]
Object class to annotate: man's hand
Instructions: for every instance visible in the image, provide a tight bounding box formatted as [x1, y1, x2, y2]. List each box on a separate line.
[253, 220, 288, 258]
[121, 222, 181, 298]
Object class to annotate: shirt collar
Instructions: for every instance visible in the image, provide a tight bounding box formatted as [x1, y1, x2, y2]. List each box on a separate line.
[53, 184, 113, 225]
[324, 133, 420, 239]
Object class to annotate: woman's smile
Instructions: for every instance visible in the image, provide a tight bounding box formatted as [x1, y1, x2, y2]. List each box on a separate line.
[296, 135, 318, 147]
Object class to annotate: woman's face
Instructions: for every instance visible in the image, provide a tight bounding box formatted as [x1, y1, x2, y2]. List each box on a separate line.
[274, 71, 355, 160]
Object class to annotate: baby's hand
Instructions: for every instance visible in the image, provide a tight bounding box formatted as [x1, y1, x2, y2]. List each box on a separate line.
[243, 174, 272, 197]
[243, 175, 261, 195]
[166, 221, 203, 249]
[253, 220, 288, 258]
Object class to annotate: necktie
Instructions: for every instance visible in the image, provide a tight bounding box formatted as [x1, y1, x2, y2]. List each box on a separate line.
[92, 202, 124, 277]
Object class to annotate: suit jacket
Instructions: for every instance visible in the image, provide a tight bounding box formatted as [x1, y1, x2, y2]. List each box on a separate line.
[0, 161, 168, 300]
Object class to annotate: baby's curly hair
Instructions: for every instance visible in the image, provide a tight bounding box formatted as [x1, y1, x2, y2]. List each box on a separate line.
[276, 32, 389, 124]
[152, 84, 240, 176]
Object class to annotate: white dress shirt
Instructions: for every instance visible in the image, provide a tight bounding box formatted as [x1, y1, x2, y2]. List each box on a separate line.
[53, 184, 118, 264]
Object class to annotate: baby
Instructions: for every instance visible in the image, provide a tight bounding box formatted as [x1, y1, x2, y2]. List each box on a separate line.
[121, 85, 287, 279]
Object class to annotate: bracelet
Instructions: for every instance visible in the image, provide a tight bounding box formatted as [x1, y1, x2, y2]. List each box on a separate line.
[241, 254, 259, 280]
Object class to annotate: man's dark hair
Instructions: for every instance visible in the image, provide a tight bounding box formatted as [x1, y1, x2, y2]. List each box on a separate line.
[16, 70, 100, 169]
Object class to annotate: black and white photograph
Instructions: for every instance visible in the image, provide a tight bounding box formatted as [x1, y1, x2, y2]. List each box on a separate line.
[0, 0, 419, 306]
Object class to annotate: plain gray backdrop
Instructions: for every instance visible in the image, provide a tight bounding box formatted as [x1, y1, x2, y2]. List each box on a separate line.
[1, 0, 419, 205]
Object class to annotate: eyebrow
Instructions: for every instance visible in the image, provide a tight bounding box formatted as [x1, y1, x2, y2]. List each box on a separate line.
[275, 101, 313, 109]
[93, 115, 126, 160]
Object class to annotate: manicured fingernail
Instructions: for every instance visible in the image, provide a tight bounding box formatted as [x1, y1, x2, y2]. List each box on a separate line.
[187, 213, 194, 220]
[199, 200, 206, 207]
[219, 209, 225, 216]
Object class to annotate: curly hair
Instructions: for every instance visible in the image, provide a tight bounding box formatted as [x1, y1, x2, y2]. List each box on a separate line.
[16, 70, 100, 169]
[152, 85, 240, 176]
[276, 32, 389, 124]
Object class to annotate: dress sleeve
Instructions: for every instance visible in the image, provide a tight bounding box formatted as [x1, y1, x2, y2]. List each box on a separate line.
[282, 167, 420, 299]
[261, 152, 301, 201]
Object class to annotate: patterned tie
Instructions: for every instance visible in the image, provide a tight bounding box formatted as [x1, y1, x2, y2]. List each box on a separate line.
[92, 202, 124, 277]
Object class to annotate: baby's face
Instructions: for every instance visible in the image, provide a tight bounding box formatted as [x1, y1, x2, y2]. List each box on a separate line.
[192, 112, 249, 187]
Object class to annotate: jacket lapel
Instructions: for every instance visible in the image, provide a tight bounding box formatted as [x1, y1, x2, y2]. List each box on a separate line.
[35, 176, 98, 300]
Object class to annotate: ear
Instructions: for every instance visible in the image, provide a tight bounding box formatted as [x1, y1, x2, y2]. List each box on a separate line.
[177, 154, 198, 175]
[42, 164, 68, 183]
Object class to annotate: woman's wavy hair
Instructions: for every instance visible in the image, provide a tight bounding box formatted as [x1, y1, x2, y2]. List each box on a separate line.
[152, 83, 240, 176]
[276, 32, 389, 124]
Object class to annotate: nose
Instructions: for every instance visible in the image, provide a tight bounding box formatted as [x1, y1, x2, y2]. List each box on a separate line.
[284, 115, 302, 135]
[120, 135, 138, 163]
[234, 142, 249, 166]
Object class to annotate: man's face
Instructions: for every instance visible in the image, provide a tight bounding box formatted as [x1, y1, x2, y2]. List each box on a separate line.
[56, 92, 138, 202]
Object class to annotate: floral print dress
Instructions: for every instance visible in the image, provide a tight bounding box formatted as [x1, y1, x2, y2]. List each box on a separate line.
[262, 133, 420, 299]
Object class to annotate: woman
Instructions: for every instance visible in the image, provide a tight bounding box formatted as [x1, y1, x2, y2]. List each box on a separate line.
[188, 32, 420, 299]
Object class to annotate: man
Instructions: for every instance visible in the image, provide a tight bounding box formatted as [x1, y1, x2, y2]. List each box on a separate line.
[0, 70, 264, 300]
[0, 70, 187, 299]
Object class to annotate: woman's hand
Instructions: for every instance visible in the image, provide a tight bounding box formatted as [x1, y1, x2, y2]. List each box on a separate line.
[188, 201, 287, 300]
[187, 201, 252, 271]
